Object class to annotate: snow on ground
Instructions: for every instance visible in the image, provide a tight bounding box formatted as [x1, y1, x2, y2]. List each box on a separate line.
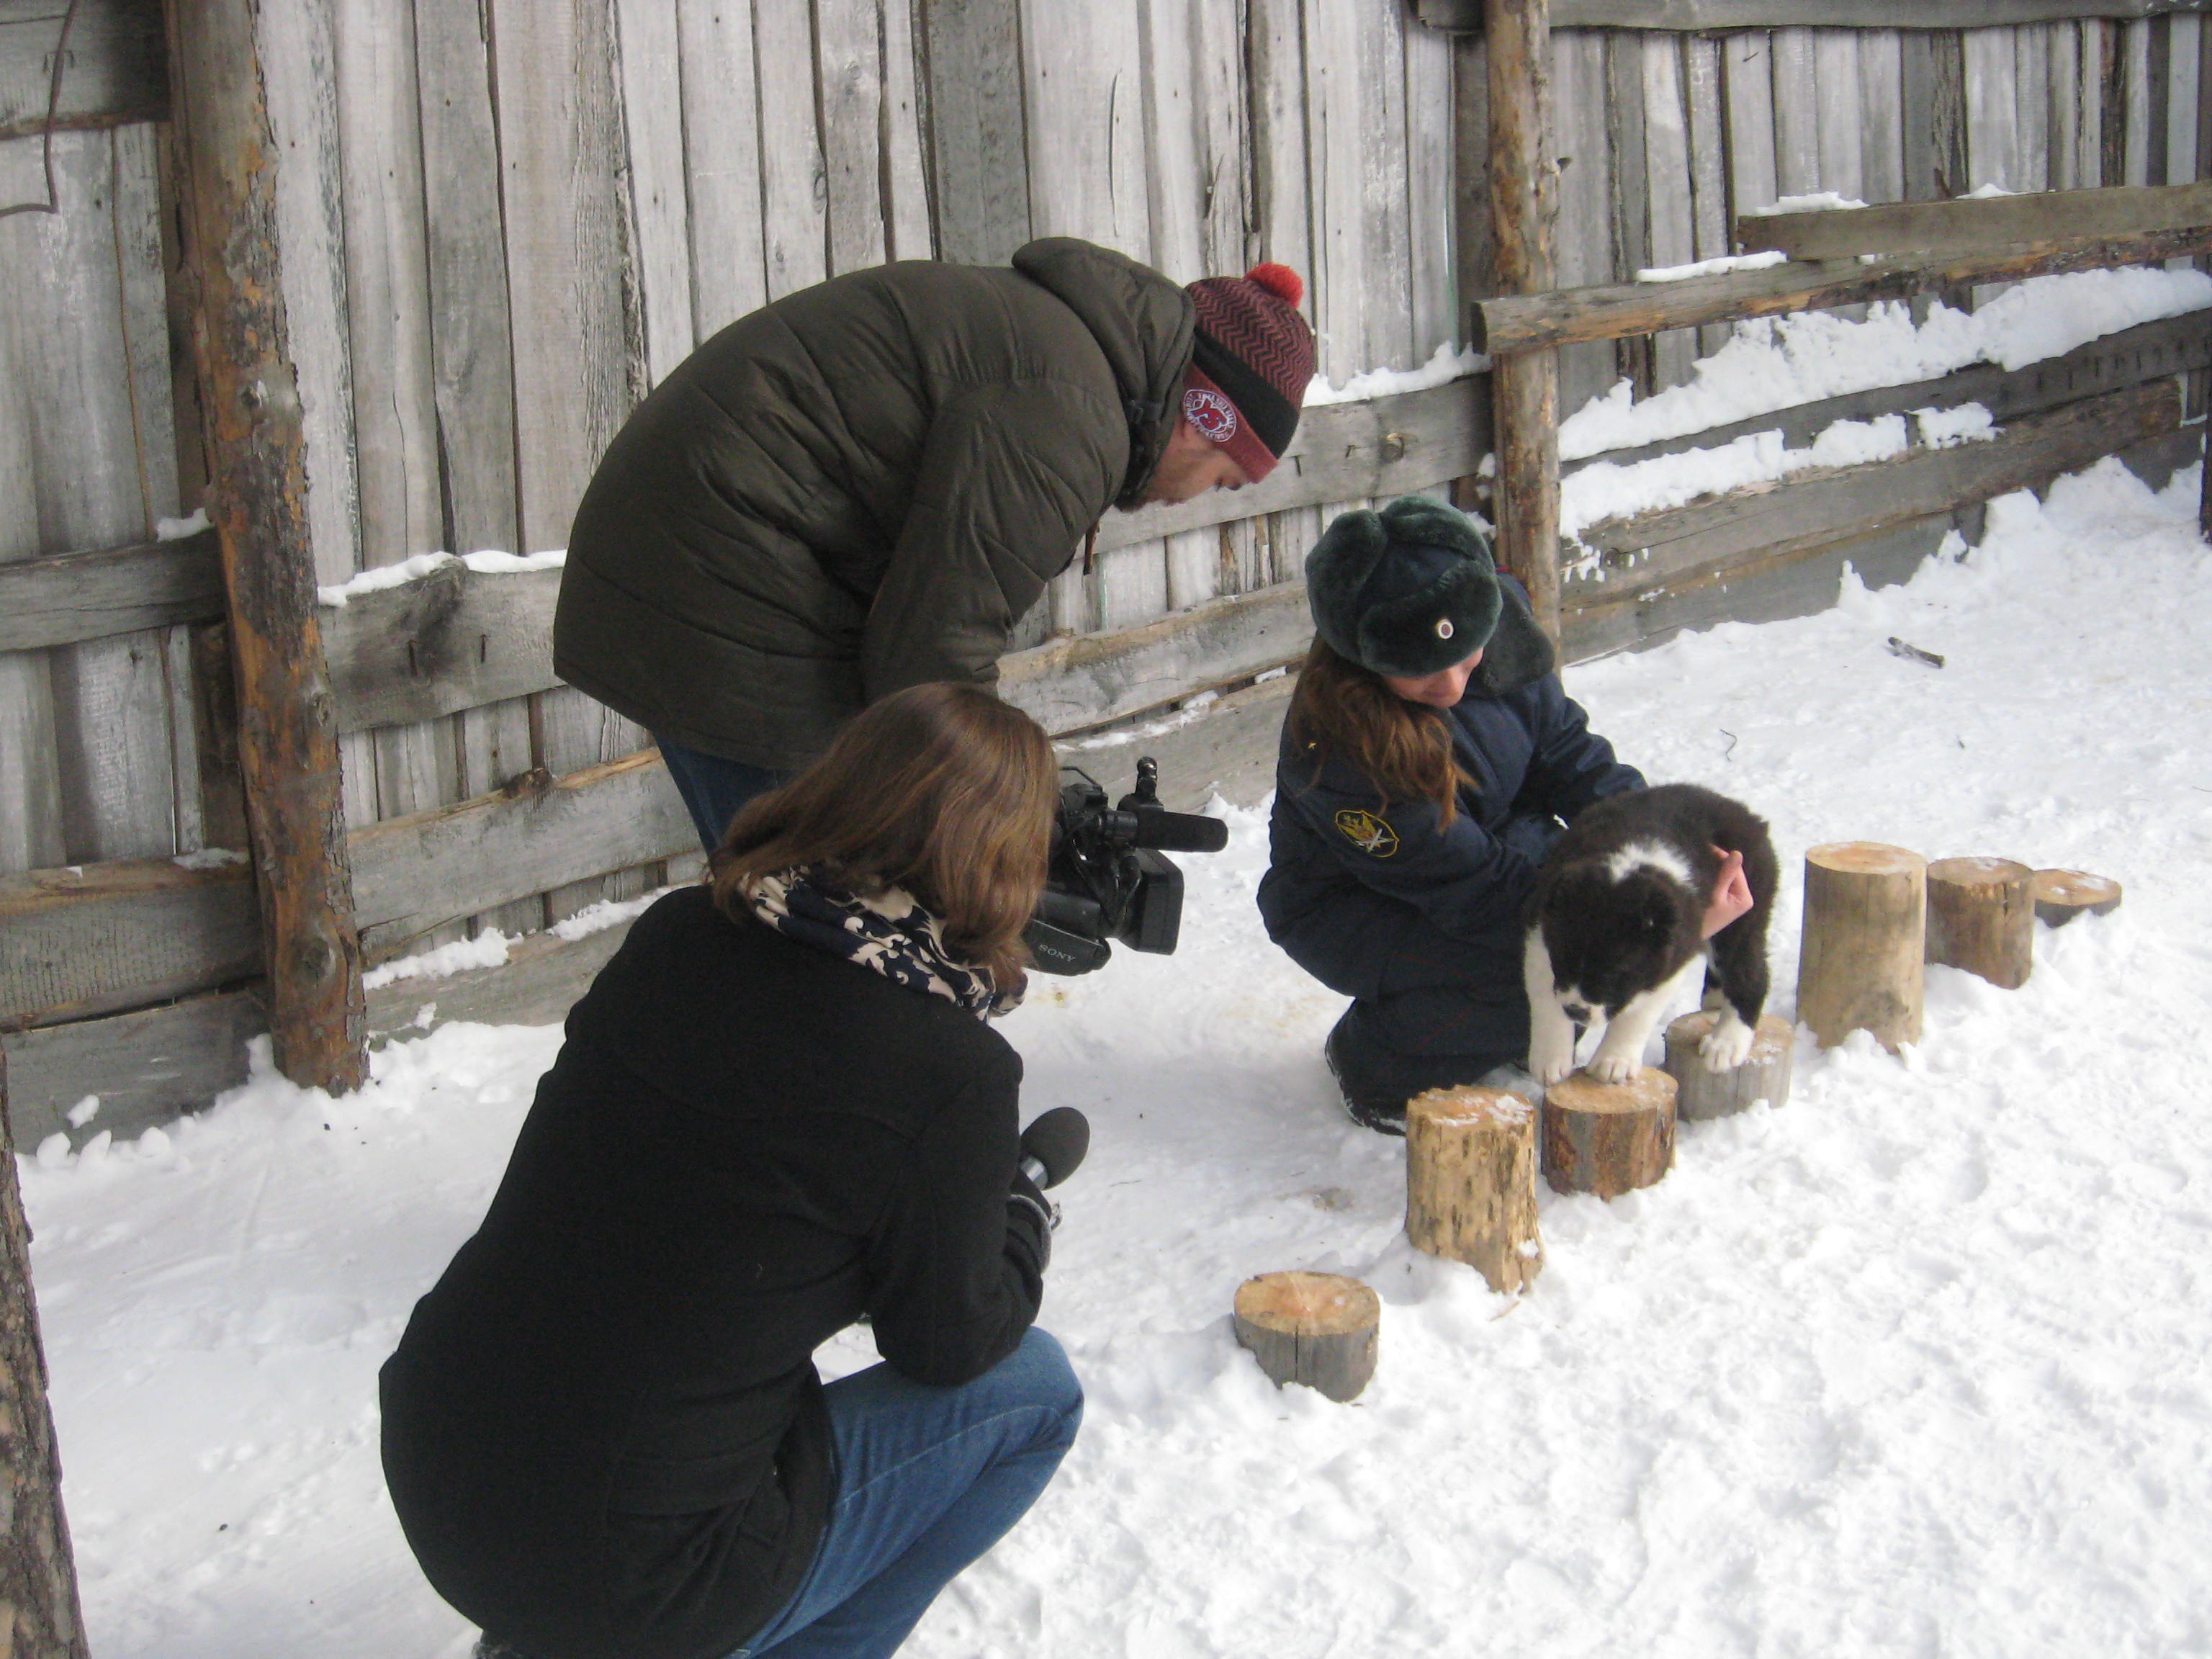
[24, 459, 2212, 1658]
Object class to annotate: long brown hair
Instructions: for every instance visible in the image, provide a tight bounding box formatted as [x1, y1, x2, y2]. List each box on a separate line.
[1285, 638, 1469, 824]
[709, 683, 1057, 990]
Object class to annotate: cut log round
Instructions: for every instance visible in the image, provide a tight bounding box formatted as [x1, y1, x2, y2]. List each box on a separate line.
[1797, 842, 1926, 1052]
[1925, 855, 2036, 989]
[1231, 1272, 1380, 1403]
[1406, 1085, 1543, 1295]
[2032, 868, 2123, 928]
[1540, 1068, 1676, 1200]
[1663, 1012, 1796, 1121]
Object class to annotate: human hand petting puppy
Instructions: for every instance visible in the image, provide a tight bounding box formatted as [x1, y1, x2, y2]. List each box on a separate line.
[1700, 848, 1753, 938]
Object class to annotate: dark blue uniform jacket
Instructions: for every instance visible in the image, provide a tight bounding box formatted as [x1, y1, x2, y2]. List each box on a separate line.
[1257, 662, 1642, 1069]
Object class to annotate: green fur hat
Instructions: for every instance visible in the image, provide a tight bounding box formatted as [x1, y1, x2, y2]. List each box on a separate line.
[1304, 497, 1552, 691]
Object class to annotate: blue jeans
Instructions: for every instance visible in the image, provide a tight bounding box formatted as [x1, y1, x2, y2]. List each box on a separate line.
[655, 735, 791, 854]
[731, 1327, 1084, 1659]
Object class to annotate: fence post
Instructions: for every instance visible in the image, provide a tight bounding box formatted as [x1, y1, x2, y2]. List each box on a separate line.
[166, 0, 367, 1094]
[1485, 0, 1561, 647]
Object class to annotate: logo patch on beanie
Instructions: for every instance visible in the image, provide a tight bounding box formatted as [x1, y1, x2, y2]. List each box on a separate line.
[1334, 809, 1399, 858]
[1182, 386, 1239, 445]
[1436, 618, 1455, 639]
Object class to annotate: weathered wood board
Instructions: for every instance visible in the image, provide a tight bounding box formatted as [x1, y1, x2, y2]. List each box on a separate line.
[347, 750, 696, 961]
[0, 857, 257, 1029]
[0, 529, 221, 652]
[1002, 583, 1311, 736]
[0, 0, 167, 140]
[0, 987, 263, 1148]
[1416, 1, 2212, 27]
[1567, 309, 2211, 473]
[1739, 179, 2212, 260]
[1573, 379, 2180, 594]
[1476, 228, 2212, 355]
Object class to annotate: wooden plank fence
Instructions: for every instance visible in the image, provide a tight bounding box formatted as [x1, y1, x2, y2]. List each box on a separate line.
[3, 1, 2208, 1143]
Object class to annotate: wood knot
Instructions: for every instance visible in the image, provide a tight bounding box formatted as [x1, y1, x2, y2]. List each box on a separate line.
[500, 766, 554, 800]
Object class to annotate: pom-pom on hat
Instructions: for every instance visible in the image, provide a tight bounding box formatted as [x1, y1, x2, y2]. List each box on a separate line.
[1305, 497, 1507, 681]
[1182, 263, 1316, 483]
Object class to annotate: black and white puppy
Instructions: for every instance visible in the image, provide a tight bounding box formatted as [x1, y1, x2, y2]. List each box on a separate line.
[1523, 783, 1779, 1087]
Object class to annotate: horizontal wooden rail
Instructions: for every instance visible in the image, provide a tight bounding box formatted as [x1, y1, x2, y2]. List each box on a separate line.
[347, 750, 695, 961]
[999, 581, 1310, 734]
[0, 988, 264, 1149]
[1738, 181, 2212, 264]
[0, 914, 650, 1148]
[0, 0, 169, 141]
[1417, 0, 2208, 27]
[1572, 379, 2180, 598]
[0, 855, 257, 1031]
[1473, 229, 2212, 356]
[1568, 310, 2211, 475]
[0, 528, 222, 652]
[321, 558, 558, 736]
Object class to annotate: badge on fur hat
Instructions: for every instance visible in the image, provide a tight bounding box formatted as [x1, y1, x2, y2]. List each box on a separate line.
[1335, 809, 1399, 858]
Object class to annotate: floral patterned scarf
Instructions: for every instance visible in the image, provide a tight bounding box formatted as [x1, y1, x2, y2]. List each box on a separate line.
[737, 866, 1022, 1020]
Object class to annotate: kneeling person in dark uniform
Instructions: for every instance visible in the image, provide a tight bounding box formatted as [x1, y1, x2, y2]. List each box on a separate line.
[1256, 499, 1647, 1133]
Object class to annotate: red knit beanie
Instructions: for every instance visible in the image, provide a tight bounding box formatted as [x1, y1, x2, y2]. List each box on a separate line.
[1182, 263, 1315, 482]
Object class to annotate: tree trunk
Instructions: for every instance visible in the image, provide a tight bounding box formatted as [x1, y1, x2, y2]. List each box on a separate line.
[1406, 1085, 1542, 1295]
[1231, 1272, 1380, 1403]
[1797, 841, 1926, 1052]
[0, 1053, 92, 1659]
[1663, 1012, 1796, 1120]
[1925, 856, 2036, 989]
[2032, 868, 2123, 928]
[1541, 1067, 1676, 1200]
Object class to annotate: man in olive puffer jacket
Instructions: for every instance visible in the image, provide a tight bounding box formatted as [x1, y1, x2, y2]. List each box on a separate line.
[553, 238, 1315, 848]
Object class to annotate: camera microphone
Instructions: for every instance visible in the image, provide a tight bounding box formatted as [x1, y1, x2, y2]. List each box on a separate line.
[1120, 807, 1230, 854]
[1017, 1106, 1090, 1190]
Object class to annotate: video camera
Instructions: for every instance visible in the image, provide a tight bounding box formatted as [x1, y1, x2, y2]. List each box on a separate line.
[1023, 757, 1229, 976]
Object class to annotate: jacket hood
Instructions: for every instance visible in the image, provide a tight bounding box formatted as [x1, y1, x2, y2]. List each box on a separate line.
[1013, 238, 1195, 509]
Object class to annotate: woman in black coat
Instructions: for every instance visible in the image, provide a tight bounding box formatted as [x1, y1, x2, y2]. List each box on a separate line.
[380, 683, 1082, 1659]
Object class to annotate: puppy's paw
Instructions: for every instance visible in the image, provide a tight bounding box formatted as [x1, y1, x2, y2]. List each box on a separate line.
[1586, 1043, 1641, 1084]
[1700, 1012, 1755, 1071]
[1530, 1035, 1577, 1088]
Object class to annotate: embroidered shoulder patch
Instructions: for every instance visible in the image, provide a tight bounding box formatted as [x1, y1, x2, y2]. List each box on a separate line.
[1334, 808, 1399, 858]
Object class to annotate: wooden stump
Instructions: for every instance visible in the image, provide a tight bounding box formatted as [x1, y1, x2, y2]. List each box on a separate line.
[1797, 842, 1926, 1052]
[1925, 856, 2036, 989]
[1541, 1068, 1676, 1200]
[1406, 1086, 1542, 1295]
[1663, 1012, 1796, 1120]
[2033, 868, 2123, 927]
[1232, 1272, 1380, 1403]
